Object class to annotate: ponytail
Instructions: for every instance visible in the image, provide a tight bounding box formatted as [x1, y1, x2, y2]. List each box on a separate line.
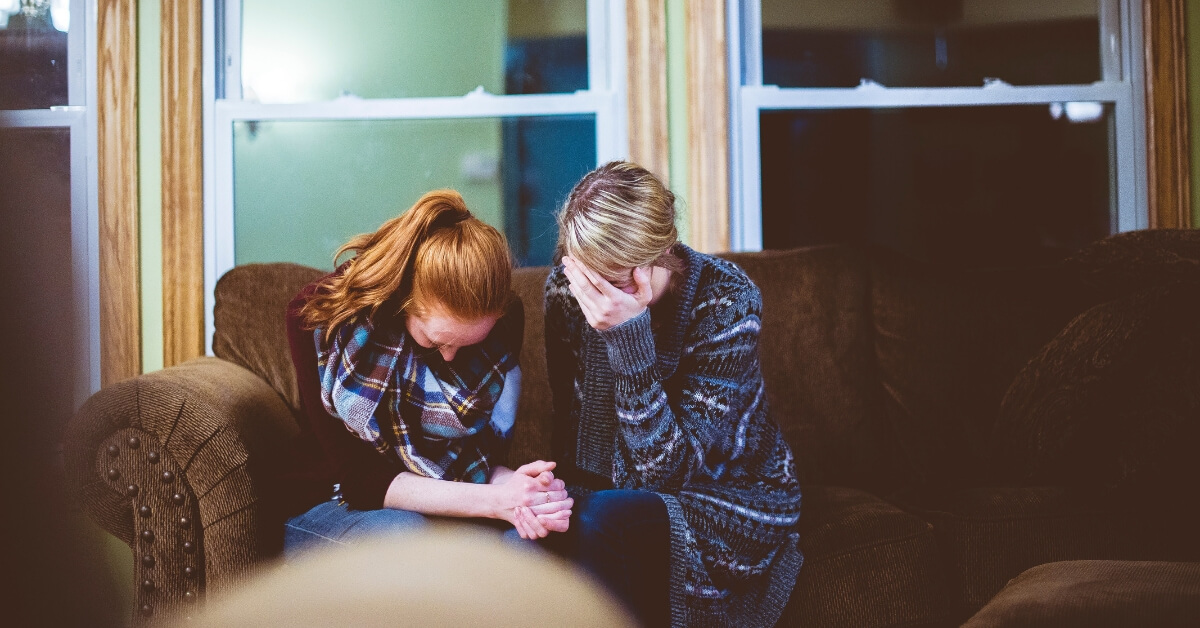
[300, 190, 512, 340]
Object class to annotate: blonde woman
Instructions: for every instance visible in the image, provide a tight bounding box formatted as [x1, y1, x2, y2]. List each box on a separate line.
[284, 190, 572, 553]
[543, 162, 803, 626]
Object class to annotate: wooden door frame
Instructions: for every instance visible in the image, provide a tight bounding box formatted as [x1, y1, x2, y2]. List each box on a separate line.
[98, 0, 141, 385]
[1144, 0, 1193, 229]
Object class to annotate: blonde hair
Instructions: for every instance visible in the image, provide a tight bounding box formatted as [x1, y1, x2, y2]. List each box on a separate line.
[300, 190, 512, 340]
[556, 161, 682, 278]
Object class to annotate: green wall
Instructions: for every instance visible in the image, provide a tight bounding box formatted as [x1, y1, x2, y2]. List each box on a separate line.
[140, 0, 163, 372]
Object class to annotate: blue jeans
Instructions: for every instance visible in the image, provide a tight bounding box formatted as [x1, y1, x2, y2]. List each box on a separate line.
[539, 489, 670, 627]
[284, 498, 520, 561]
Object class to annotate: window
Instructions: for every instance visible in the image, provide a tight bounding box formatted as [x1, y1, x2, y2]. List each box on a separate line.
[730, 0, 1146, 268]
[206, 0, 627, 345]
[0, 0, 98, 431]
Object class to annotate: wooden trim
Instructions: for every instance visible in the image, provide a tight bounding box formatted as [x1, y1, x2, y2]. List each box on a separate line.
[685, 0, 730, 252]
[626, 0, 671, 184]
[162, 0, 205, 366]
[1143, 0, 1192, 229]
[98, 0, 141, 385]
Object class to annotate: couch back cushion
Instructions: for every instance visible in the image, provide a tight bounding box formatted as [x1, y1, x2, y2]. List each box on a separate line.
[213, 262, 325, 412]
[508, 266, 554, 467]
[719, 246, 888, 488]
[869, 248, 1088, 486]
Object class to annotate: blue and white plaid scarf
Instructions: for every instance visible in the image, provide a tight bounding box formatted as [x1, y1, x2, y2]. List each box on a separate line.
[315, 313, 517, 484]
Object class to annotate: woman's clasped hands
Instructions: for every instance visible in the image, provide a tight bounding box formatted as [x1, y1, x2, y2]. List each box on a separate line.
[494, 460, 573, 539]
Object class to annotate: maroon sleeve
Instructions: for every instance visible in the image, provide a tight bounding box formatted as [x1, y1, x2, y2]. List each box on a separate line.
[286, 280, 401, 510]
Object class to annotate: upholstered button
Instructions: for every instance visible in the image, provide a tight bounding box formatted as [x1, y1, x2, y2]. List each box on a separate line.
[142, 554, 155, 568]
[183, 566, 196, 579]
[171, 493, 184, 505]
[140, 604, 153, 616]
[161, 471, 175, 483]
[128, 436, 141, 449]
[184, 591, 196, 603]
[107, 468, 120, 480]
[183, 541, 195, 554]
[179, 516, 191, 529]
[107, 445, 119, 457]
[126, 484, 139, 497]
[139, 506, 152, 518]
[141, 530, 155, 543]
[148, 451, 160, 463]
[142, 580, 155, 593]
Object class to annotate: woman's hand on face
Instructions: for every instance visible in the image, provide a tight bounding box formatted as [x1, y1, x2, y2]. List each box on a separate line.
[562, 256, 653, 331]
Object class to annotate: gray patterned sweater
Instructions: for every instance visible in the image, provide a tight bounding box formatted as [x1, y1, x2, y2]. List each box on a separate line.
[544, 244, 803, 627]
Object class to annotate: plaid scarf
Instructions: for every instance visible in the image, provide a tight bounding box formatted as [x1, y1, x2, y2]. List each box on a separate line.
[315, 313, 517, 484]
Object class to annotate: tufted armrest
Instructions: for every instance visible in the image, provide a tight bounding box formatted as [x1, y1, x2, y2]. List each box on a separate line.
[63, 357, 301, 625]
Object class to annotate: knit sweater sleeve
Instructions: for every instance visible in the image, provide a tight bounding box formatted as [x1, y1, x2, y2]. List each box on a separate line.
[599, 275, 765, 492]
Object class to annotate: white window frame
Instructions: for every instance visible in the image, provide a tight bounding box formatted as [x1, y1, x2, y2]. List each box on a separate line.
[728, 0, 1147, 252]
[203, 0, 629, 350]
[0, 0, 100, 407]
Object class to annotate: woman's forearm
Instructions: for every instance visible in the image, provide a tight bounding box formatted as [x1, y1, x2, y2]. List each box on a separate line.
[382, 472, 503, 519]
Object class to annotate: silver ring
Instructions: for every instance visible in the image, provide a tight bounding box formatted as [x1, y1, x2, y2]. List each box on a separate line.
[543, 491, 551, 504]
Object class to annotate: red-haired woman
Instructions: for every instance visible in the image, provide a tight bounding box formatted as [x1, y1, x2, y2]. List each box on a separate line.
[284, 190, 571, 553]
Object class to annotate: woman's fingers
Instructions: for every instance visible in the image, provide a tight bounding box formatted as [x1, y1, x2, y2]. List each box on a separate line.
[563, 258, 602, 300]
[569, 256, 618, 297]
[529, 497, 573, 516]
[510, 508, 532, 539]
[537, 514, 571, 533]
[519, 506, 550, 538]
[514, 460, 553, 475]
[567, 281, 603, 328]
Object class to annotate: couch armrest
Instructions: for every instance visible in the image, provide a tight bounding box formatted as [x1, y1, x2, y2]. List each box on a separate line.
[63, 357, 300, 625]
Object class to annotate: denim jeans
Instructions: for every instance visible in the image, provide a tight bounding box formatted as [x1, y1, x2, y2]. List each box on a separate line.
[539, 489, 670, 627]
[284, 498, 520, 561]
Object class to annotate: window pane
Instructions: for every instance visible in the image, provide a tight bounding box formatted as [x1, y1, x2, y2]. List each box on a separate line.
[240, 0, 588, 103]
[760, 105, 1113, 268]
[0, 127, 77, 439]
[0, 1, 71, 109]
[761, 0, 1101, 88]
[233, 115, 595, 268]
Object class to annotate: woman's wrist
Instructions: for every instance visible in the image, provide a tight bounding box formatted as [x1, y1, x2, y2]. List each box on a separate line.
[488, 465, 515, 485]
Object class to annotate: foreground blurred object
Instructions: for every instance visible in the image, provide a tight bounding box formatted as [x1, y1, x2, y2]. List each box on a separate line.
[189, 526, 634, 628]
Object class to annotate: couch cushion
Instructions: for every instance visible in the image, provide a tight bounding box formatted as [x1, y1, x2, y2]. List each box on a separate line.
[720, 247, 889, 489]
[993, 283, 1200, 487]
[508, 265, 553, 466]
[780, 485, 952, 628]
[1066, 228, 1200, 300]
[962, 560, 1200, 628]
[894, 486, 1200, 619]
[213, 262, 325, 412]
[869, 248, 1087, 487]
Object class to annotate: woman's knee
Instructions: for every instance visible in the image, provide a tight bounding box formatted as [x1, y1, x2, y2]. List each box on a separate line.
[573, 490, 666, 540]
[344, 507, 429, 540]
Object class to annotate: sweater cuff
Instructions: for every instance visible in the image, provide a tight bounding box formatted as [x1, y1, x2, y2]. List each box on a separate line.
[598, 309, 656, 375]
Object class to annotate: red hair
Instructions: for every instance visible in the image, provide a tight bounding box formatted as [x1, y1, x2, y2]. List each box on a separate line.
[300, 190, 512, 339]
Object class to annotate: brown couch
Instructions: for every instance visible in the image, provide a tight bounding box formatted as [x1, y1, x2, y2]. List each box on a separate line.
[64, 229, 1200, 626]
